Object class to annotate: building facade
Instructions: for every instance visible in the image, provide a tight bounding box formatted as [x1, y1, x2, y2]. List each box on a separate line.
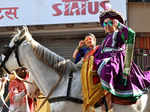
[128, 0, 150, 70]
[0, 0, 150, 69]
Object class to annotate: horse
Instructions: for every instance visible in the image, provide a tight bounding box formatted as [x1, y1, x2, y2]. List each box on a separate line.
[0, 27, 83, 112]
[0, 26, 150, 112]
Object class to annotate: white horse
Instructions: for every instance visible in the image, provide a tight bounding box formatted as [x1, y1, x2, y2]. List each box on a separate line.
[0, 26, 150, 112]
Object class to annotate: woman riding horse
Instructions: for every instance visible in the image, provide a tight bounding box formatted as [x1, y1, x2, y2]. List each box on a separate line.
[94, 0, 150, 102]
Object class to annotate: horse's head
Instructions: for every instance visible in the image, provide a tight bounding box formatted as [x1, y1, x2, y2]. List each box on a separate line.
[9, 26, 32, 48]
[0, 26, 32, 75]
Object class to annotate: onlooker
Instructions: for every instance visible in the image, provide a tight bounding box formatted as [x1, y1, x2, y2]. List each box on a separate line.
[8, 67, 33, 112]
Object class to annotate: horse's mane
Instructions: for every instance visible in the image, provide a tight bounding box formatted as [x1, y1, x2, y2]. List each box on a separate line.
[22, 28, 76, 75]
[32, 40, 67, 75]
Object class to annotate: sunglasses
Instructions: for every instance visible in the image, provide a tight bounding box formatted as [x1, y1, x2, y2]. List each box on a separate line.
[103, 20, 113, 27]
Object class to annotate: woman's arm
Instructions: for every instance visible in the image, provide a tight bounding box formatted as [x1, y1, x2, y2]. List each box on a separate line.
[72, 47, 80, 59]
[72, 40, 85, 59]
[114, 20, 136, 82]
[113, 19, 135, 44]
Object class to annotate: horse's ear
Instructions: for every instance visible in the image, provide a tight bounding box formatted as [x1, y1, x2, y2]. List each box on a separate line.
[23, 25, 29, 32]
[15, 27, 21, 33]
[11, 27, 21, 37]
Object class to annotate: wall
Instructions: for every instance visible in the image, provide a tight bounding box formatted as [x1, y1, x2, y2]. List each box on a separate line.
[128, 2, 150, 32]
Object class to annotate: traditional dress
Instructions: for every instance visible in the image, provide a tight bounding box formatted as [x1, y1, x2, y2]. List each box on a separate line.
[94, 22, 150, 100]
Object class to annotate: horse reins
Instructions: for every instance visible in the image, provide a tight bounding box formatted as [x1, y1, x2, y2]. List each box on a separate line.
[0, 36, 26, 74]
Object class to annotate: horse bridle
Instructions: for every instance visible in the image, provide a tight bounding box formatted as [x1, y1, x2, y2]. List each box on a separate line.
[0, 34, 26, 111]
[0, 36, 26, 75]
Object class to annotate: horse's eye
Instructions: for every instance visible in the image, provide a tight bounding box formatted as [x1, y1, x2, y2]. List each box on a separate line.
[14, 39, 18, 43]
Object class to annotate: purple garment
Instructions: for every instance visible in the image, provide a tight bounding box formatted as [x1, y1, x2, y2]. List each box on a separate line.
[94, 24, 150, 98]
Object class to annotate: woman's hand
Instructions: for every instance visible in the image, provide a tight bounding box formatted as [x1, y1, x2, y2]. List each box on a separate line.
[113, 19, 119, 28]
[78, 40, 85, 48]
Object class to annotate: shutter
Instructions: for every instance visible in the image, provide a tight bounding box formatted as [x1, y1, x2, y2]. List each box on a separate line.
[134, 37, 150, 70]
[0, 38, 9, 54]
[135, 37, 150, 49]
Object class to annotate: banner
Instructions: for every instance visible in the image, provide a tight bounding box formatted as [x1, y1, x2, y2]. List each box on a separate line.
[0, 0, 126, 27]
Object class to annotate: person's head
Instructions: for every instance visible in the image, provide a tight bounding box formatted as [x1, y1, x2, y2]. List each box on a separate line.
[15, 67, 28, 79]
[99, 10, 124, 33]
[84, 33, 96, 48]
[103, 18, 117, 33]
[99, 0, 124, 33]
